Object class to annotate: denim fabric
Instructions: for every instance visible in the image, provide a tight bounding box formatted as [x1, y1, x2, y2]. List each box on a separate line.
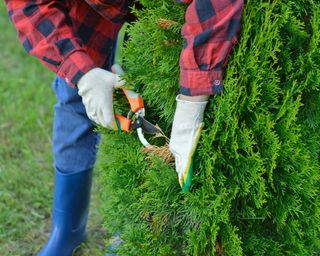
[52, 76, 100, 173]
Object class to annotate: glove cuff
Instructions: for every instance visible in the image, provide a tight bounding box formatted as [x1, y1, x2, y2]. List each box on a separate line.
[177, 94, 209, 103]
[77, 68, 102, 91]
[173, 94, 208, 129]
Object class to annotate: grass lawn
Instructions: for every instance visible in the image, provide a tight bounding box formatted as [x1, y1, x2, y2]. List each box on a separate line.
[0, 2, 107, 255]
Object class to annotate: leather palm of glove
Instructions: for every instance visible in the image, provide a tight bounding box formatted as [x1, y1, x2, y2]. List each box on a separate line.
[169, 95, 208, 192]
[77, 66, 124, 129]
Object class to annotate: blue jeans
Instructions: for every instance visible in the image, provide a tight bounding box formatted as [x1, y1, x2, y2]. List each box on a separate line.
[52, 35, 115, 173]
[52, 76, 100, 173]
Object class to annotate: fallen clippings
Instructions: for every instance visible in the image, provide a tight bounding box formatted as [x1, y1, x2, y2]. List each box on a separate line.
[141, 125, 175, 164]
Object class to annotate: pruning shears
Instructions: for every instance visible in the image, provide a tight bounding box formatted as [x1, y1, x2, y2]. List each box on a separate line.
[112, 24, 160, 147]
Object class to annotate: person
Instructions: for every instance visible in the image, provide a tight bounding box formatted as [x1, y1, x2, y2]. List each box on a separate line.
[5, 0, 244, 255]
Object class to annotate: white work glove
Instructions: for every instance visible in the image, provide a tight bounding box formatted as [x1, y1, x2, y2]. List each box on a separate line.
[169, 95, 208, 191]
[77, 66, 124, 129]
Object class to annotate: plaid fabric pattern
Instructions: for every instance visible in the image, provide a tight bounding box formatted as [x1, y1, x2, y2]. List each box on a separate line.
[178, 0, 244, 96]
[6, 0, 243, 95]
[5, 0, 132, 87]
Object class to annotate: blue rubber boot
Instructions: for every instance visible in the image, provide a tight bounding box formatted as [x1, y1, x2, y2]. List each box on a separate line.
[37, 168, 93, 256]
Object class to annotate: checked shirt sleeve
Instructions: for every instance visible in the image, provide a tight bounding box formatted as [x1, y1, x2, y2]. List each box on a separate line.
[5, 0, 96, 87]
[178, 0, 244, 96]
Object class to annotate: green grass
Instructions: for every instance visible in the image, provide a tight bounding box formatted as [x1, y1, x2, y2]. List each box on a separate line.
[0, 2, 107, 255]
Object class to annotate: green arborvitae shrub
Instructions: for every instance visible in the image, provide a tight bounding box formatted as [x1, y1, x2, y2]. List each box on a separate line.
[98, 0, 320, 255]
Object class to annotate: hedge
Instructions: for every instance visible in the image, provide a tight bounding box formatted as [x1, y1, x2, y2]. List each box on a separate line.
[98, 1, 320, 255]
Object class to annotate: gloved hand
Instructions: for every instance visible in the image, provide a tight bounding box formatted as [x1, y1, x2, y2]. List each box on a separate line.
[77, 66, 124, 129]
[169, 95, 208, 192]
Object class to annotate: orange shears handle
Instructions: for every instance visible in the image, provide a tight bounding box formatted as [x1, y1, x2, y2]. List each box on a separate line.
[115, 114, 131, 132]
[115, 89, 144, 132]
[122, 89, 144, 113]
[112, 64, 144, 132]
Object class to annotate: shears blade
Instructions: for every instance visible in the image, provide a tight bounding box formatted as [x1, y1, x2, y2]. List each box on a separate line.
[132, 116, 160, 135]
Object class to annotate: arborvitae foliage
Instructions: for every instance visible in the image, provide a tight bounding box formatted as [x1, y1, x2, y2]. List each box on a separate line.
[98, 0, 320, 255]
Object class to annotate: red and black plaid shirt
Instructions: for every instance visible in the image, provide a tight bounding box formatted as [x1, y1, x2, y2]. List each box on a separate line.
[5, 0, 243, 96]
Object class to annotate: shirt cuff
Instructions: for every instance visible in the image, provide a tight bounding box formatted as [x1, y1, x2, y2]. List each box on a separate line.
[180, 68, 224, 96]
[57, 50, 97, 87]
[176, 0, 192, 3]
